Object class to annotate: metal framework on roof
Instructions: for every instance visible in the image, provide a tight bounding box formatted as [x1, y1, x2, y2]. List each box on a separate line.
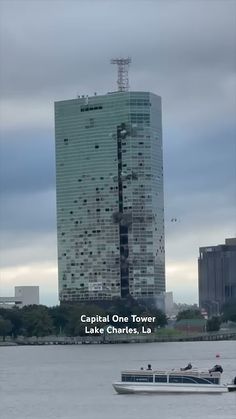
[110, 57, 132, 92]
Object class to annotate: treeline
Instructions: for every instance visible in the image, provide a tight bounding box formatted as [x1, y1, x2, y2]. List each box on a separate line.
[0, 297, 167, 339]
[176, 299, 236, 332]
[1, 298, 235, 340]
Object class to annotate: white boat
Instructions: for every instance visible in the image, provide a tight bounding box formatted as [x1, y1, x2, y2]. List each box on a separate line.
[227, 377, 236, 392]
[227, 384, 236, 392]
[113, 365, 228, 394]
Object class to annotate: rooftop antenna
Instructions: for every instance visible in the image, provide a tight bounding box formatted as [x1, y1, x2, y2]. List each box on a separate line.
[110, 57, 132, 92]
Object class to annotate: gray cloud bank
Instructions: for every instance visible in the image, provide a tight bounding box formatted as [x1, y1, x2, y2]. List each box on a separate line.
[0, 0, 235, 304]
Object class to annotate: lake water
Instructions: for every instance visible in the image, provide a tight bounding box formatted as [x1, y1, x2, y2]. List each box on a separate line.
[0, 341, 236, 419]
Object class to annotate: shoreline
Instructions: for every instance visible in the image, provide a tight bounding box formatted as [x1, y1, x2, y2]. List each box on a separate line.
[1, 331, 236, 346]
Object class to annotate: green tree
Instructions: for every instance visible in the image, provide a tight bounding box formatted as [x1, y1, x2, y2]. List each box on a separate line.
[134, 309, 167, 331]
[3, 308, 23, 338]
[153, 309, 168, 328]
[48, 305, 71, 335]
[0, 316, 13, 341]
[177, 309, 203, 321]
[222, 299, 236, 322]
[206, 316, 221, 332]
[22, 305, 54, 337]
[107, 296, 144, 320]
[65, 303, 107, 336]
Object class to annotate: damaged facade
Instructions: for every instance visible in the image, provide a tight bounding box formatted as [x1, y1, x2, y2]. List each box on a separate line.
[55, 91, 165, 303]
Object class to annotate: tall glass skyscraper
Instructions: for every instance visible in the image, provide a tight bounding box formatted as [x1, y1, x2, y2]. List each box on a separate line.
[55, 91, 165, 304]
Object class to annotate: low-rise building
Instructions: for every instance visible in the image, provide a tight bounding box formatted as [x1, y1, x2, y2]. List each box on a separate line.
[175, 319, 206, 334]
[0, 286, 40, 308]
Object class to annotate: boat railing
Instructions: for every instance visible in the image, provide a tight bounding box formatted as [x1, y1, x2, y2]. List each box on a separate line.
[121, 369, 221, 378]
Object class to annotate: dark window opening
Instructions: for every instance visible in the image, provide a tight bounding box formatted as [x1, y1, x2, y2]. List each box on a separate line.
[80, 105, 103, 112]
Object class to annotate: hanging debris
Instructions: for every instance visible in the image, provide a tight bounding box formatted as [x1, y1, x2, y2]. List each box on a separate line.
[112, 212, 132, 227]
[120, 212, 132, 227]
[112, 211, 123, 224]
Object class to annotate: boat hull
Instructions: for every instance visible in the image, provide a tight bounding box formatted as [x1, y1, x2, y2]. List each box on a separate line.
[227, 385, 236, 392]
[113, 382, 228, 394]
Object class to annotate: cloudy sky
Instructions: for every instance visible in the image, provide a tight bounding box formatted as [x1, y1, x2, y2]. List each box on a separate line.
[0, 0, 235, 306]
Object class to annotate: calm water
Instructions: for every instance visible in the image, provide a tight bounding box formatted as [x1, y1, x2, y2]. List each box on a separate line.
[1, 341, 236, 419]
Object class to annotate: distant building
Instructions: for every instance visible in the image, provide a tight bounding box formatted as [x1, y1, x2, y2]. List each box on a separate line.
[0, 286, 39, 308]
[198, 238, 236, 316]
[164, 291, 174, 316]
[14, 286, 39, 307]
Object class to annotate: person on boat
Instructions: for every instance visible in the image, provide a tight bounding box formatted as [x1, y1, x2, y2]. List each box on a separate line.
[181, 362, 192, 371]
[209, 365, 223, 373]
[147, 364, 152, 370]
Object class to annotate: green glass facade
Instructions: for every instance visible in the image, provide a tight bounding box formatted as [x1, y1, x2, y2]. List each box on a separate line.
[55, 91, 165, 302]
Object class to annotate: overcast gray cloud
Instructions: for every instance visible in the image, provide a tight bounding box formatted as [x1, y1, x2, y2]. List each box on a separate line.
[0, 129, 55, 194]
[0, 0, 235, 304]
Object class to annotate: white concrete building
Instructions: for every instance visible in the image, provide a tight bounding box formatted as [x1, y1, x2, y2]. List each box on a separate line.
[14, 286, 39, 307]
[0, 286, 39, 308]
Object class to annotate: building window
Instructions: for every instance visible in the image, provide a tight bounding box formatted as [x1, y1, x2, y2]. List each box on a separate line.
[81, 105, 103, 112]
